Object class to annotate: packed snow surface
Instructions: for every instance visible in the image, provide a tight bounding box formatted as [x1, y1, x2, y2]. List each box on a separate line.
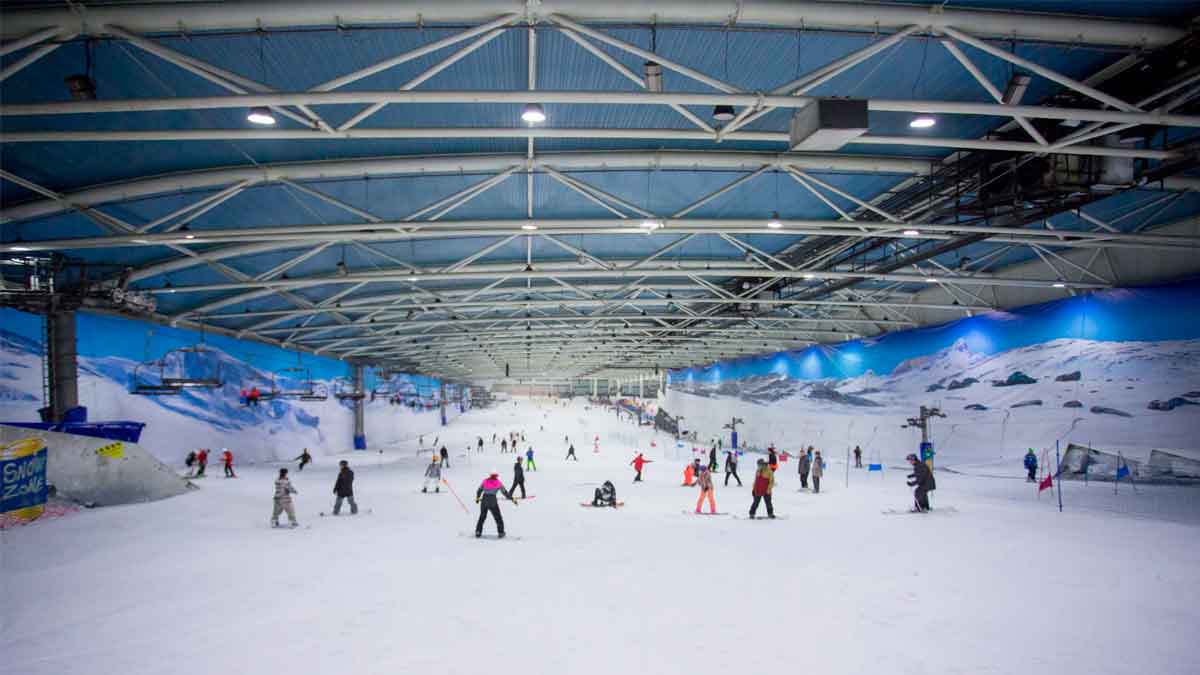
[2, 398, 1198, 675]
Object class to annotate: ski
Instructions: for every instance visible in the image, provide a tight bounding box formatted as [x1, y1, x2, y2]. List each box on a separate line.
[881, 506, 958, 516]
[458, 531, 522, 541]
[681, 510, 729, 516]
[268, 523, 311, 530]
[580, 501, 625, 508]
[318, 508, 373, 517]
[732, 514, 790, 520]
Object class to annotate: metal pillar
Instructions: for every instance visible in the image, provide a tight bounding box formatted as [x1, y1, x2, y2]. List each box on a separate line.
[45, 310, 79, 423]
[639, 374, 644, 398]
[352, 364, 366, 449]
[592, 377, 597, 397]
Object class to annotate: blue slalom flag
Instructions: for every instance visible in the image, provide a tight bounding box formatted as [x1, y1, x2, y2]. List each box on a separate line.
[1116, 461, 1130, 480]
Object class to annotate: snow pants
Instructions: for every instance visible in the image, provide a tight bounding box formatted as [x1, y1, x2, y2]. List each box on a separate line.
[633, 469, 642, 482]
[333, 495, 358, 515]
[476, 499, 505, 536]
[813, 476, 821, 494]
[272, 498, 297, 525]
[799, 471, 809, 489]
[695, 488, 716, 513]
[914, 487, 930, 512]
[593, 489, 616, 507]
[224, 463, 235, 478]
[512, 479, 526, 499]
[749, 493, 774, 518]
[422, 476, 440, 491]
[1027, 466, 1036, 481]
[196, 462, 206, 477]
[566, 451, 577, 461]
[725, 468, 742, 486]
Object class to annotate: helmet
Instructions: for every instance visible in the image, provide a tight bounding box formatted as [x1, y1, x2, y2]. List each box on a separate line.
[489, 472, 499, 478]
[906, 453, 918, 462]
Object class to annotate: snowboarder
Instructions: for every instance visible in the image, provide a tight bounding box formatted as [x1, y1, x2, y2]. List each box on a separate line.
[332, 460, 358, 515]
[475, 472, 516, 538]
[749, 459, 775, 519]
[708, 446, 718, 472]
[694, 465, 717, 514]
[906, 453, 936, 512]
[798, 447, 812, 489]
[593, 480, 618, 507]
[854, 445, 863, 468]
[222, 448, 235, 478]
[1024, 449, 1038, 482]
[565, 444, 578, 461]
[294, 448, 312, 471]
[525, 447, 537, 471]
[724, 449, 742, 487]
[767, 446, 778, 472]
[440, 445, 450, 468]
[812, 450, 824, 494]
[631, 452, 652, 482]
[422, 456, 442, 493]
[185, 450, 197, 476]
[196, 448, 209, 477]
[511, 456, 527, 499]
[271, 468, 299, 528]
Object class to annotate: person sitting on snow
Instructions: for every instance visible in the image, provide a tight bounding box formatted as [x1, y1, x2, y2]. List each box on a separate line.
[593, 480, 618, 507]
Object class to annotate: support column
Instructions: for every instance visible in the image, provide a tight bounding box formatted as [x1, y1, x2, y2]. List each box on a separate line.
[45, 310, 79, 423]
[440, 382, 448, 426]
[352, 364, 366, 450]
[592, 377, 597, 397]
[639, 374, 644, 398]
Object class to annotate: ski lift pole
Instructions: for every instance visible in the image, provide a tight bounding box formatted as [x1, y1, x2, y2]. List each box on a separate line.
[441, 478, 469, 514]
[1055, 440, 1063, 513]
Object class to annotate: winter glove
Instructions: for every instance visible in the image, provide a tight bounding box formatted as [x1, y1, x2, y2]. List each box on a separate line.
[475, 497, 481, 504]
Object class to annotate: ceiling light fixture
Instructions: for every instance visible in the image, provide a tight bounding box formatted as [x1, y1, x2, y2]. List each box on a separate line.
[766, 212, 783, 229]
[925, 277, 939, 283]
[909, 115, 936, 129]
[902, 229, 921, 237]
[247, 106, 276, 125]
[712, 104, 735, 121]
[521, 103, 546, 124]
[802, 273, 815, 280]
[1052, 282, 1066, 288]
[639, 218, 663, 231]
[521, 223, 538, 231]
[406, 276, 419, 282]
[643, 61, 663, 92]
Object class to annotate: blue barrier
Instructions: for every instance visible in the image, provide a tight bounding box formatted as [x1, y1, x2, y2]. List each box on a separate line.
[868, 463, 883, 472]
[353, 434, 367, 450]
[1, 421, 146, 444]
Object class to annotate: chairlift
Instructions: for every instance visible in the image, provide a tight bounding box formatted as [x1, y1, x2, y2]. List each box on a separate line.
[333, 377, 366, 401]
[131, 343, 223, 395]
[274, 353, 327, 401]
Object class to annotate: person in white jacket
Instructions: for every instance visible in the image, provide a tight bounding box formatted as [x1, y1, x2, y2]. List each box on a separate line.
[271, 468, 299, 528]
[422, 456, 442, 493]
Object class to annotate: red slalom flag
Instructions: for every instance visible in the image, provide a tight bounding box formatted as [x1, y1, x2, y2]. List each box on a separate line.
[1039, 472, 1054, 493]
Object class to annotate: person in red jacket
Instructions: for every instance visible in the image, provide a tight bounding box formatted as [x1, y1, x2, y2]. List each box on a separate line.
[196, 448, 209, 477]
[749, 459, 775, 519]
[221, 448, 235, 478]
[631, 452, 652, 482]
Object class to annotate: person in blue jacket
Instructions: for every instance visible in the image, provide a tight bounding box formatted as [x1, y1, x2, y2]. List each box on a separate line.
[525, 447, 537, 471]
[1024, 449, 1038, 482]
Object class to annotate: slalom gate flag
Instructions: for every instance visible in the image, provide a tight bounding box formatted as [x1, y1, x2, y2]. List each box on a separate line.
[1039, 472, 1054, 493]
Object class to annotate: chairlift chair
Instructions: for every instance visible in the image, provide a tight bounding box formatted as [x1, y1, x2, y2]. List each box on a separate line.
[333, 377, 366, 401]
[131, 359, 183, 395]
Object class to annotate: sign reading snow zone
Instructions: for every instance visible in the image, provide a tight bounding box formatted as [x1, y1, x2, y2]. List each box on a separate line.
[1, 438, 49, 521]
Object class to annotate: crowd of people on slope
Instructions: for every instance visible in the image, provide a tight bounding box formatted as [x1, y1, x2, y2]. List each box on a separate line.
[185, 448, 236, 478]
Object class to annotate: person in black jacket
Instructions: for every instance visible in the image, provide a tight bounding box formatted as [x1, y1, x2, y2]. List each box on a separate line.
[906, 453, 936, 512]
[565, 443, 578, 461]
[439, 445, 450, 468]
[511, 456, 527, 499]
[593, 480, 617, 507]
[724, 450, 742, 486]
[475, 472, 516, 538]
[708, 446, 718, 472]
[332, 460, 358, 515]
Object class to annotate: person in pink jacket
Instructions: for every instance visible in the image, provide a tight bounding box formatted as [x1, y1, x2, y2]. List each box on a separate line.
[694, 465, 717, 514]
[474, 472, 516, 538]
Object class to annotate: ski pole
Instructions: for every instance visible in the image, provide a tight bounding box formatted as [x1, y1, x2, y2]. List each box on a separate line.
[441, 478, 469, 514]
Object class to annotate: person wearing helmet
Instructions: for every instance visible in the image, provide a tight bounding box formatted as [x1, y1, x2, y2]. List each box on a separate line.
[475, 472, 516, 538]
[221, 448, 235, 478]
[1024, 449, 1038, 482]
[906, 453, 936, 512]
[422, 456, 442, 493]
[593, 480, 618, 507]
[749, 459, 775, 519]
[631, 452, 652, 482]
[271, 468, 299, 528]
[694, 464, 717, 514]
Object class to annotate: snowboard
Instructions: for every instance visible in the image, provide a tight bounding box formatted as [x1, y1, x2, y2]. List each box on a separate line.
[580, 501, 625, 508]
[732, 514, 790, 520]
[881, 506, 958, 516]
[681, 510, 729, 516]
[319, 508, 373, 517]
[459, 531, 522, 541]
[269, 523, 311, 530]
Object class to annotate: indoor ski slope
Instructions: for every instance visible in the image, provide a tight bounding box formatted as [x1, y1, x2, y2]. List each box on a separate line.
[1, 398, 1197, 675]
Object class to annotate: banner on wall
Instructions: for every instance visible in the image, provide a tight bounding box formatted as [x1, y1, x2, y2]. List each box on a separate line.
[1, 437, 49, 523]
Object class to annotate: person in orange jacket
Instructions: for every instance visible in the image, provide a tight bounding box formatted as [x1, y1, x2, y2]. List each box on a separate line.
[682, 461, 695, 486]
[221, 448, 235, 478]
[631, 452, 652, 482]
[694, 464, 717, 514]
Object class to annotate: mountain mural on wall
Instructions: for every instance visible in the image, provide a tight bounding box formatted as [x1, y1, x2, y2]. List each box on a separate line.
[664, 282, 1200, 465]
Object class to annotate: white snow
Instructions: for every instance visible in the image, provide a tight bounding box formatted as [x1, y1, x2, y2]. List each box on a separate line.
[1, 397, 1198, 675]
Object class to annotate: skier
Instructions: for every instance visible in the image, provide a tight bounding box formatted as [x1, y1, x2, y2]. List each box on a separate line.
[332, 460, 358, 515]
[248, 386, 261, 407]
[439, 445, 450, 468]
[511, 456, 527, 499]
[812, 450, 824, 494]
[708, 445, 718, 472]
[271, 468, 299, 528]
[767, 446, 779, 472]
[525, 447, 537, 471]
[477, 437, 484, 453]
[906, 453, 936, 512]
[222, 448, 235, 478]
[854, 445, 863, 468]
[1024, 449, 1038, 482]
[294, 448, 312, 471]
[196, 448, 209, 477]
[185, 450, 197, 477]
[565, 444, 578, 461]
[631, 452, 652, 482]
[694, 465, 717, 514]
[474, 472, 516, 538]
[422, 456, 442, 493]
[592, 480, 618, 507]
[501, 438, 508, 453]
[798, 447, 812, 489]
[724, 449, 742, 487]
[749, 459, 775, 519]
